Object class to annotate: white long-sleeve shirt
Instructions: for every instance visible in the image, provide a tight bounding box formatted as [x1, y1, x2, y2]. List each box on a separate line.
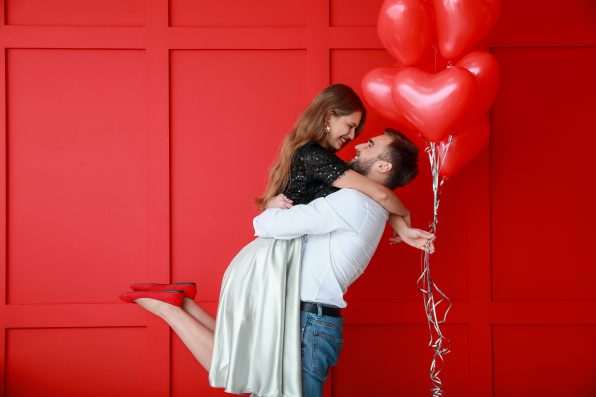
[253, 188, 388, 308]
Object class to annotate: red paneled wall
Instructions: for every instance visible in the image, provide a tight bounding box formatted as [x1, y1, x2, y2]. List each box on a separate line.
[0, 1, 595, 396]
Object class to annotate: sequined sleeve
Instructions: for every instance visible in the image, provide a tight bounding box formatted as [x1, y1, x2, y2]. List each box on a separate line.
[299, 142, 350, 186]
[281, 141, 350, 205]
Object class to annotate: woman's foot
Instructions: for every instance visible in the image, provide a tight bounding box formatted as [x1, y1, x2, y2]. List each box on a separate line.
[119, 290, 186, 309]
[129, 282, 197, 299]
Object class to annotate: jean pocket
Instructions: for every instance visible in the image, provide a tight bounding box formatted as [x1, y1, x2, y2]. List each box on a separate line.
[312, 330, 343, 381]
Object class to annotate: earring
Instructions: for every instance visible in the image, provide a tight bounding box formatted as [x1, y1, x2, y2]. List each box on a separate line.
[325, 125, 331, 133]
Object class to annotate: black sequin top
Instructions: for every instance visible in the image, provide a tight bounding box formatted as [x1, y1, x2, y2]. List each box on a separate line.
[281, 141, 350, 205]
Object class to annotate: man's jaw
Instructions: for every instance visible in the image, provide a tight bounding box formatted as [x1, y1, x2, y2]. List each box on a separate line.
[348, 158, 375, 176]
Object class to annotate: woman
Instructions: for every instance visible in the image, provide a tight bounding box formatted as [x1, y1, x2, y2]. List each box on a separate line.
[257, 84, 411, 221]
[120, 84, 430, 396]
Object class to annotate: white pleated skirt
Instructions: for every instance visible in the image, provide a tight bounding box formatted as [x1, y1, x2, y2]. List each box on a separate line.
[209, 237, 304, 397]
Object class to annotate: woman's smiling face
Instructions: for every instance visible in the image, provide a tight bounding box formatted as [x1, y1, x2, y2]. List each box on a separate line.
[322, 111, 362, 152]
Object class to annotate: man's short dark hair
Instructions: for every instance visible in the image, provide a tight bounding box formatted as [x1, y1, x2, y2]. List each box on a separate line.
[379, 128, 419, 189]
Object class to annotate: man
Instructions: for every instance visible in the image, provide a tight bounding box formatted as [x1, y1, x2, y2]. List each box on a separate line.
[253, 128, 434, 396]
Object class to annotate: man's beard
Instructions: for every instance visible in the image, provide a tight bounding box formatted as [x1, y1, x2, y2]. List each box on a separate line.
[347, 158, 376, 176]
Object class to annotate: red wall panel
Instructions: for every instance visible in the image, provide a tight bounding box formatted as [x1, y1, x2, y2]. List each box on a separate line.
[334, 325, 469, 397]
[491, 46, 596, 302]
[493, 325, 596, 397]
[0, 0, 594, 396]
[6, 327, 150, 396]
[330, 0, 384, 27]
[170, 0, 307, 27]
[5, 0, 146, 26]
[7, 49, 149, 304]
[498, 0, 596, 24]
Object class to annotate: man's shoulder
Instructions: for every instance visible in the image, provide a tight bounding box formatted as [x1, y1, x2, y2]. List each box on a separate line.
[326, 189, 387, 213]
[330, 188, 375, 201]
[321, 189, 388, 234]
[326, 188, 365, 200]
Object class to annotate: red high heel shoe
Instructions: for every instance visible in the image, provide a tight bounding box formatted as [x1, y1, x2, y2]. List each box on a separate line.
[129, 282, 197, 300]
[119, 289, 185, 307]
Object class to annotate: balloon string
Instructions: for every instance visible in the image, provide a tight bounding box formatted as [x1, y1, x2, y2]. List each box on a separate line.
[420, 141, 453, 397]
[440, 135, 454, 170]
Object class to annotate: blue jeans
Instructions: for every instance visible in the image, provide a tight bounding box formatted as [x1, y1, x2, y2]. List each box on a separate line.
[300, 307, 344, 397]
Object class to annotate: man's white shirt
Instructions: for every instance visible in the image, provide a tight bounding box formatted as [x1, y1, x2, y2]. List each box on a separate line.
[253, 188, 388, 308]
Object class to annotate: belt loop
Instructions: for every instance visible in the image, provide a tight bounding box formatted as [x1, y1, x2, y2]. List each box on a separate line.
[317, 303, 322, 317]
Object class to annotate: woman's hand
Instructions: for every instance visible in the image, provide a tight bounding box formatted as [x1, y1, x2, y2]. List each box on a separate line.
[403, 213, 412, 228]
[388, 232, 403, 245]
[266, 194, 293, 209]
[388, 213, 434, 253]
[391, 228, 435, 253]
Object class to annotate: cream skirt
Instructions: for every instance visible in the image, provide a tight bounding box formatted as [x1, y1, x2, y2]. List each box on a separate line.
[209, 237, 304, 397]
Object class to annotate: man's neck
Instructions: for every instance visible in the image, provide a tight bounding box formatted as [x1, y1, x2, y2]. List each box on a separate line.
[366, 172, 387, 187]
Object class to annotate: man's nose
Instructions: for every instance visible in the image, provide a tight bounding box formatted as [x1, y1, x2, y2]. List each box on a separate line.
[355, 143, 363, 150]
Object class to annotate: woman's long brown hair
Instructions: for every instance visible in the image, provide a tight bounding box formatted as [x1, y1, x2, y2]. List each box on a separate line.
[256, 84, 366, 210]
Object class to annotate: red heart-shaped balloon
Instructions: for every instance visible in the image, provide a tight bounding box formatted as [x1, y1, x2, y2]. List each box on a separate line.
[377, 0, 434, 66]
[361, 67, 418, 134]
[439, 114, 490, 178]
[392, 66, 476, 142]
[455, 50, 500, 130]
[433, 0, 500, 61]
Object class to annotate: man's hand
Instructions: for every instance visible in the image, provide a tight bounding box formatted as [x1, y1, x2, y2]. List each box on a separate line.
[391, 228, 435, 253]
[266, 194, 293, 209]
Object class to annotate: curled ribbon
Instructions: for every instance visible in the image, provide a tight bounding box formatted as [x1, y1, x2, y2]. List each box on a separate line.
[419, 138, 453, 397]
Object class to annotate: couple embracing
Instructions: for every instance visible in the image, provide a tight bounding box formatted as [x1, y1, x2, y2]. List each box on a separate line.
[120, 84, 434, 397]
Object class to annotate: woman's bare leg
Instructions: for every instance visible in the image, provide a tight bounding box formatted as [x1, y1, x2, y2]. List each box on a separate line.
[135, 298, 214, 371]
[182, 298, 216, 331]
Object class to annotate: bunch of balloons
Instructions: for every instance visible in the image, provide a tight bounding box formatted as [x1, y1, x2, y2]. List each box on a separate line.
[362, 0, 500, 178]
[362, 1, 500, 395]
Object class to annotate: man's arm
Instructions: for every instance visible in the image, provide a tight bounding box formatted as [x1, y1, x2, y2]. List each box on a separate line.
[253, 191, 355, 239]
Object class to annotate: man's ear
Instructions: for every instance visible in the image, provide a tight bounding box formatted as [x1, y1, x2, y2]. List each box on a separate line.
[375, 160, 393, 175]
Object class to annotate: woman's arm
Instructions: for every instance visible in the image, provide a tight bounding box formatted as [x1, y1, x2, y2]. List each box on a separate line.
[388, 214, 435, 253]
[332, 169, 410, 218]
